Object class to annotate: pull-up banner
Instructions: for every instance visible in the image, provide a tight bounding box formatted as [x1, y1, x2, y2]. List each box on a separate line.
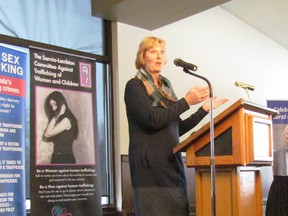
[30, 48, 102, 215]
[267, 100, 288, 151]
[0, 44, 27, 215]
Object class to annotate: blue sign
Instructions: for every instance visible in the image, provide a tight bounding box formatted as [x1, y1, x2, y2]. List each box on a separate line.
[0, 44, 27, 216]
[267, 100, 288, 125]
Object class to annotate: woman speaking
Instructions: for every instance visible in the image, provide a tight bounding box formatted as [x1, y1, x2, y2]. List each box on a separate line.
[124, 36, 228, 216]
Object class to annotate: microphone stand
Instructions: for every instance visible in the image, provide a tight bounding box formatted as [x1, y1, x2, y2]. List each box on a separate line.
[183, 68, 216, 216]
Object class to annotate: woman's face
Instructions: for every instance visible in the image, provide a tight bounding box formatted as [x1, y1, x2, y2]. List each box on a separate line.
[143, 44, 166, 74]
[49, 99, 57, 112]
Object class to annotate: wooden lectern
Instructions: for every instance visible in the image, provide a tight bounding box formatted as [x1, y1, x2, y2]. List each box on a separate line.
[174, 99, 278, 216]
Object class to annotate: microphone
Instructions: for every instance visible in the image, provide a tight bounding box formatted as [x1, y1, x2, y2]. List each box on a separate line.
[174, 58, 197, 71]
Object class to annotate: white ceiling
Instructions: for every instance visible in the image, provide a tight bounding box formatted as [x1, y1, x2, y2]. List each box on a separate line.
[222, 0, 288, 50]
[91, 0, 231, 30]
[91, 0, 288, 50]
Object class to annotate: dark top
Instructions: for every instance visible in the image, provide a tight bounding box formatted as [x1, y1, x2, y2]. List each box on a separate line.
[124, 77, 208, 188]
[51, 111, 78, 155]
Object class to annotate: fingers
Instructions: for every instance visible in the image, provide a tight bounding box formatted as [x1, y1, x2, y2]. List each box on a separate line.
[184, 85, 229, 109]
[58, 104, 66, 116]
[192, 85, 209, 100]
[184, 85, 210, 105]
[214, 98, 229, 107]
[202, 96, 229, 111]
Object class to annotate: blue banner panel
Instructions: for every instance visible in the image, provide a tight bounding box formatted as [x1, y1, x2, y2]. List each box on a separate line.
[267, 100, 288, 125]
[0, 44, 27, 216]
[267, 100, 288, 151]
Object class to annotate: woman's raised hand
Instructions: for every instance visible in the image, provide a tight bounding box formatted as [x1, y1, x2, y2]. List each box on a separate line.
[184, 85, 210, 105]
[57, 104, 66, 118]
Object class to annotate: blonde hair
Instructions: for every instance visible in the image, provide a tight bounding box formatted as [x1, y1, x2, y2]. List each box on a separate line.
[135, 36, 166, 70]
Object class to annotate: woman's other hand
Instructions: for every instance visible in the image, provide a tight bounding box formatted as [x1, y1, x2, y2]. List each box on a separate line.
[202, 96, 229, 112]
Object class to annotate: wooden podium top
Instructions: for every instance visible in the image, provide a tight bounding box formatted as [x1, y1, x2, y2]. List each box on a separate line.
[174, 98, 278, 154]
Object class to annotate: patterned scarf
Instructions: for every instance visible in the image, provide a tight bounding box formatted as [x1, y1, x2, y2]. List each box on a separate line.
[136, 68, 178, 108]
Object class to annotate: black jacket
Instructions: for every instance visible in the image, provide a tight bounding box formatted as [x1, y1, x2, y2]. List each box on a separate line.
[124, 77, 208, 188]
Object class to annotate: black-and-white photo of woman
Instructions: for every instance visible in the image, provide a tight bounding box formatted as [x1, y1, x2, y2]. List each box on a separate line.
[35, 87, 95, 166]
[43, 91, 79, 164]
